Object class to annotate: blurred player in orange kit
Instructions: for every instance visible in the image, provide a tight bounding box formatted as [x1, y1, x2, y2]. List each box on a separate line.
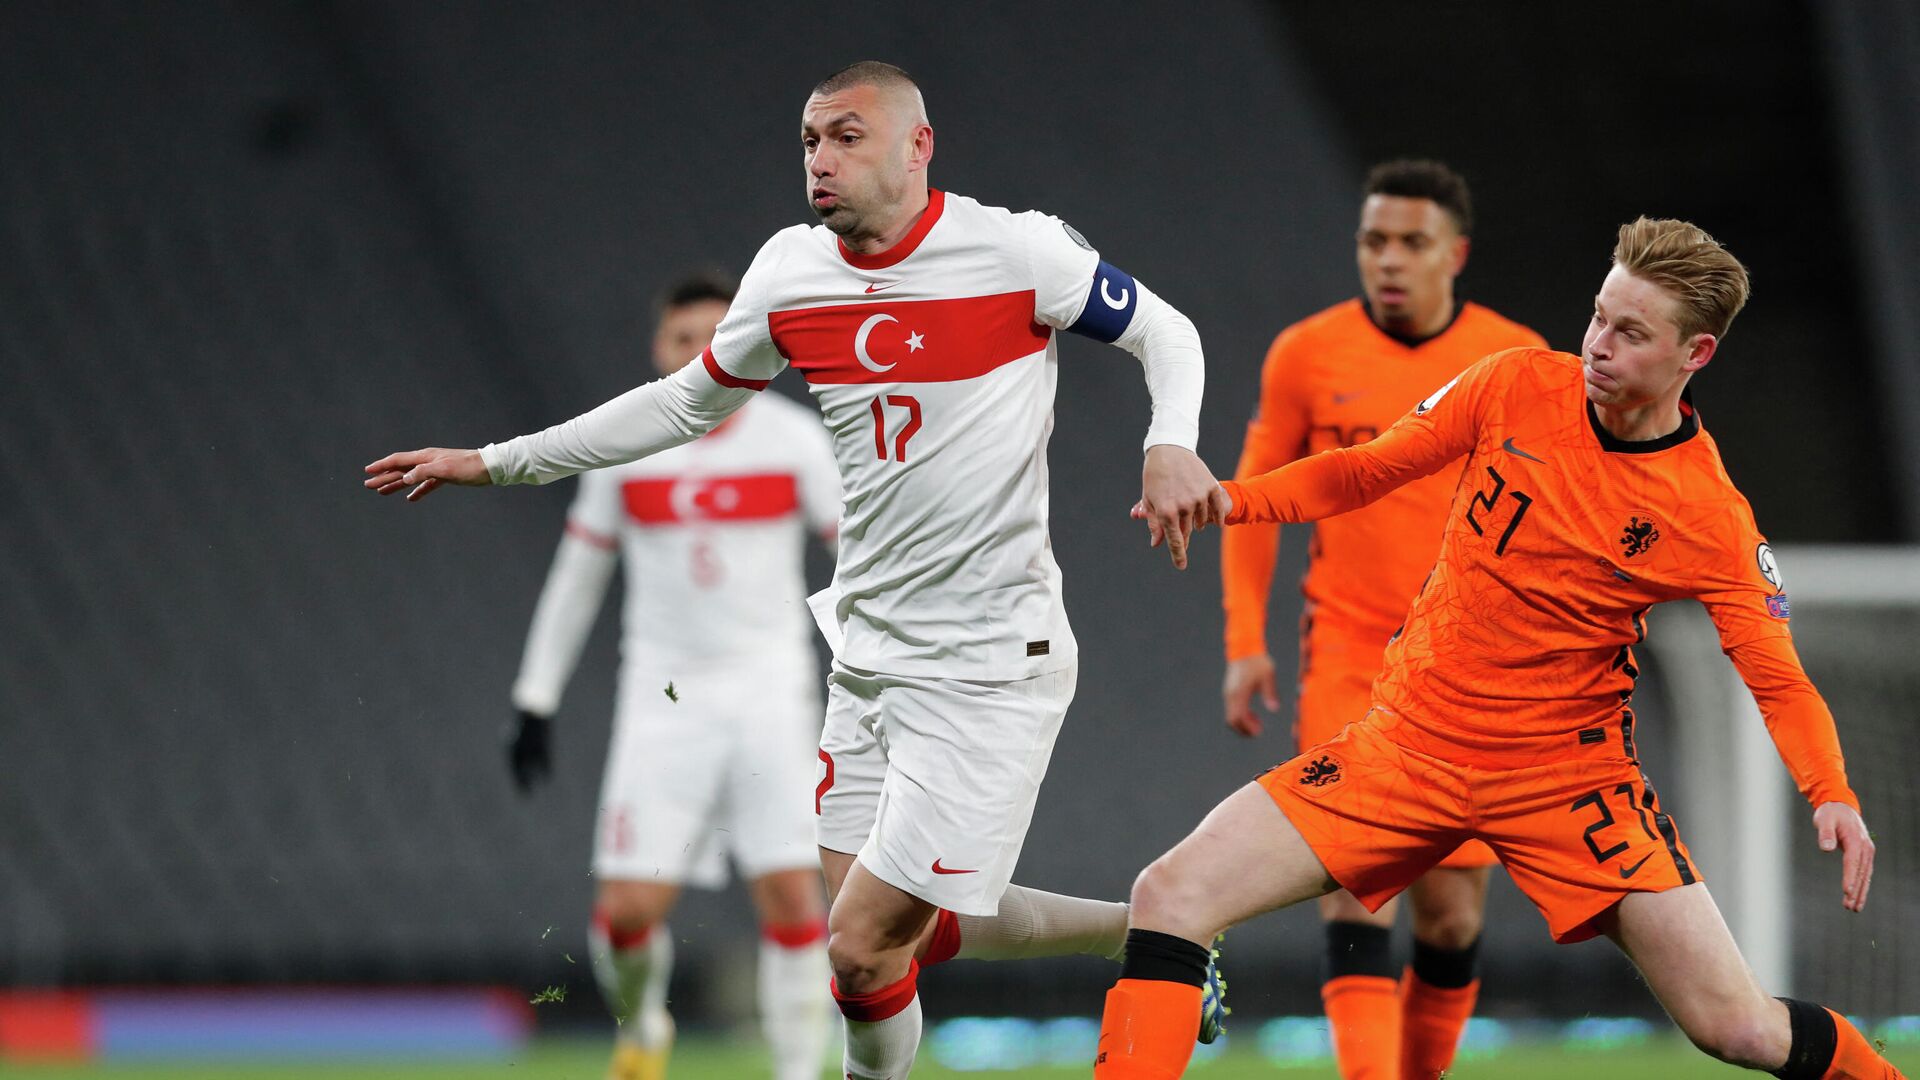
[1098, 218, 1902, 1080]
[1221, 160, 1545, 1080]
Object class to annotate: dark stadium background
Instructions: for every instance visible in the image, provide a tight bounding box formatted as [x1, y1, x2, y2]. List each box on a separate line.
[3, 0, 1915, 1036]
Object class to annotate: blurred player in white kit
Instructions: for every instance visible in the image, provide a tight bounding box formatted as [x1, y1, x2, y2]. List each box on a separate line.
[505, 272, 843, 1080]
[368, 61, 1228, 1079]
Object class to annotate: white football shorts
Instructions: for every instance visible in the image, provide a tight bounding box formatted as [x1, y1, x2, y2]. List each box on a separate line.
[592, 658, 821, 888]
[815, 661, 1077, 916]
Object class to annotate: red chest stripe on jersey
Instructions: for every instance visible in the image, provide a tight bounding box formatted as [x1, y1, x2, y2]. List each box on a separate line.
[767, 290, 1050, 385]
[622, 473, 799, 525]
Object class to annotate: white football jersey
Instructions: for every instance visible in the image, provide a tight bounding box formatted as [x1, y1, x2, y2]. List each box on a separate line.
[565, 394, 841, 672]
[701, 190, 1140, 680]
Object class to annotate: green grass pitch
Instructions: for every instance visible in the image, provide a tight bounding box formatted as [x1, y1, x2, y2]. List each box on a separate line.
[10, 1036, 1919, 1079]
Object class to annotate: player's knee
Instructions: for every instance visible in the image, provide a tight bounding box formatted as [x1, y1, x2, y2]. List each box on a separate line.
[1129, 854, 1208, 936]
[825, 920, 900, 992]
[754, 870, 827, 927]
[1409, 903, 1482, 950]
[597, 883, 669, 932]
[1680, 1010, 1781, 1069]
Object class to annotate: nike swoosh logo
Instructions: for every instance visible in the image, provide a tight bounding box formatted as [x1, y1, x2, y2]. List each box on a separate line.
[864, 281, 900, 294]
[1502, 437, 1546, 463]
[930, 859, 978, 875]
[1619, 853, 1653, 879]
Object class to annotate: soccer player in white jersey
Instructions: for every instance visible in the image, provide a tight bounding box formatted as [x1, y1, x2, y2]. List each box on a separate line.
[504, 272, 841, 1080]
[367, 61, 1229, 1079]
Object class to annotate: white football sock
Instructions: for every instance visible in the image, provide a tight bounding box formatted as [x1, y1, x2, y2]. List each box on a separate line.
[956, 884, 1130, 962]
[588, 918, 674, 1048]
[759, 936, 832, 1080]
[835, 963, 923, 1080]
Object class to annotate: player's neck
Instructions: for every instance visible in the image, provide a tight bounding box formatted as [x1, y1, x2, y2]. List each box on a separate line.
[1406, 288, 1457, 340]
[1592, 394, 1685, 444]
[1364, 295, 1459, 348]
[842, 187, 932, 256]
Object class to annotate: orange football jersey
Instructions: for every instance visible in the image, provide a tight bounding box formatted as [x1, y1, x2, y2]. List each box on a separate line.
[1221, 348, 1857, 813]
[1222, 300, 1546, 659]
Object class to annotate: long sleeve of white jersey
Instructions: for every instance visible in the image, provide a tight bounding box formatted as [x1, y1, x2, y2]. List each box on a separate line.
[1111, 280, 1202, 452]
[1020, 212, 1203, 453]
[510, 533, 617, 716]
[509, 473, 622, 716]
[479, 360, 755, 486]
[483, 234, 796, 485]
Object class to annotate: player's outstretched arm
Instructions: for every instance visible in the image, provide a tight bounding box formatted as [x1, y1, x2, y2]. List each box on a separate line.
[362, 357, 758, 503]
[363, 447, 489, 501]
[1220, 358, 1492, 528]
[1812, 801, 1875, 912]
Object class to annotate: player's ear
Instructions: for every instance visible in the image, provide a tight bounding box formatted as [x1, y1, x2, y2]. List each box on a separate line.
[1449, 234, 1471, 277]
[906, 123, 934, 173]
[1683, 332, 1718, 373]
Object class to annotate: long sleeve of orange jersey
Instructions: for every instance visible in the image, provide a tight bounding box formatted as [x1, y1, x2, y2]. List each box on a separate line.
[1725, 635, 1861, 813]
[1221, 355, 1493, 528]
[1220, 331, 1314, 660]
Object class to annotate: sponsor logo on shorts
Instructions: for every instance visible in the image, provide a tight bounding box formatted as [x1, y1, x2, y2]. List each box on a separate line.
[1298, 755, 1343, 788]
[1618, 853, 1654, 879]
[930, 859, 978, 876]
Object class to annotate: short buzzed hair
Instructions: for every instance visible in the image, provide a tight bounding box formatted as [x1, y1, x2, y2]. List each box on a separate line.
[811, 61, 928, 124]
[1365, 159, 1473, 236]
[1611, 217, 1750, 341]
[654, 270, 735, 316]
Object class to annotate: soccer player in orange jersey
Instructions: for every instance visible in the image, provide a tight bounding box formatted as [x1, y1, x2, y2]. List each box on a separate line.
[1221, 160, 1544, 1080]
[1096, 219, 1901, 1080]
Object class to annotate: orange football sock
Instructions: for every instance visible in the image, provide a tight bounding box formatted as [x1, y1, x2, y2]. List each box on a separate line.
[1824, 1008, 1906, 1080]
[1322, 974, 1401, 1080]
[1094, 979, 1200, 1079]
[1399, 969, 1479, 1080]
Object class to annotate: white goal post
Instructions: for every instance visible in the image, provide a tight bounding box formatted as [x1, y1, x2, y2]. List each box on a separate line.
[1645, 545, 1920, 1001]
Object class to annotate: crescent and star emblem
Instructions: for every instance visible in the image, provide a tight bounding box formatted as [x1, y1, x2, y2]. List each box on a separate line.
[854, 313, 925, 373]
[668, 478, 740, 521]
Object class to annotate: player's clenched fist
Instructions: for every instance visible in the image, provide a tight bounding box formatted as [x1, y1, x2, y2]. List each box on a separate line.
[1138, 445, 1233, 570]
[363, 447, 490, 501]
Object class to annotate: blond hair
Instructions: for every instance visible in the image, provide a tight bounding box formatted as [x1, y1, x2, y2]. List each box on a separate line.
[1611, 216, 1750, 341]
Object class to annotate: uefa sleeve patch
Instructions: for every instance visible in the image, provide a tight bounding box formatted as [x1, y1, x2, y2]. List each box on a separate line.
[1766, 593, 1790, 619]
[1067, 260, 1137, 343]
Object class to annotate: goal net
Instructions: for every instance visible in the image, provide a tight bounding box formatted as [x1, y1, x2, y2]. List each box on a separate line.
[1643, 545, 1920, 1015]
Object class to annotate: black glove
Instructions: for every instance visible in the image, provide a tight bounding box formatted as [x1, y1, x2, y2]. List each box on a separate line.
[508, 711, 553, 793]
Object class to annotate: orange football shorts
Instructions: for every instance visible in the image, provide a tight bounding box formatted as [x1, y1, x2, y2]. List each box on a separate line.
[1296, 627, 1497, 871]
[1261, 706, 1699, 943]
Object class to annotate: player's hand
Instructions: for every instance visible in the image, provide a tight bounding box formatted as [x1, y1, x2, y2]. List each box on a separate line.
[1812, 801, 1874, 912]
[507, 711, 553, 793]
[363, 447, 490, 501]
[1223, 654, 1280, 738]
[1139, 445, 1232, 571]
